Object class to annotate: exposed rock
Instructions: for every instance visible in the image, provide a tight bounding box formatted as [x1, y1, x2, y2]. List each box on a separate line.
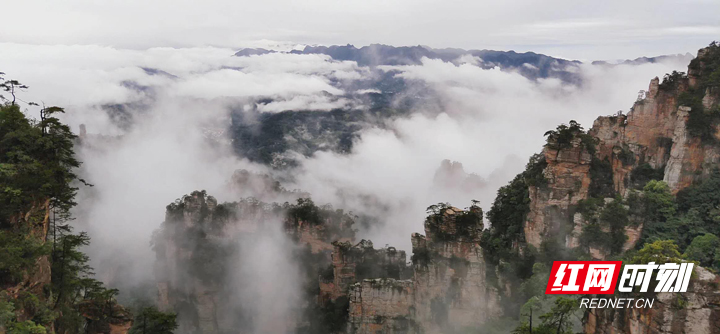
[154, 191, 355, 334]
[347, 279, 415, 334]
[525, 138, 592, 249]
[321, 240, 408, 303]
[527, 45, 720, 334]
[347, 206, 500, 334]
[585, 266, 720, 334]
[3, 199, 53, 331]
[526, 45, 720, 255]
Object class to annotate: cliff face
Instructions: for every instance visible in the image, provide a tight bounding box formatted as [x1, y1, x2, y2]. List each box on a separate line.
[346, 206, 500, 334]
[320, 240, 409, 303]
[585, 267, 720, 334]
[347, 279, 415, 334]
[525, 46, 720, 254]
[154, 191, 356, 334]
[5, 200, 51, 298]
[521, 45, 720, 334]
[2, 200, 53, 333]
[524, 137, 593, 249]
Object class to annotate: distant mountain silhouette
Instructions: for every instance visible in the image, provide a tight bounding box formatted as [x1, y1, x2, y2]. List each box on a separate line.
[236, 44, 582, 83]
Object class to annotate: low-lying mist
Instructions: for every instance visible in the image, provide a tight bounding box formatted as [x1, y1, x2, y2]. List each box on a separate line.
[0, 42, 691, 332]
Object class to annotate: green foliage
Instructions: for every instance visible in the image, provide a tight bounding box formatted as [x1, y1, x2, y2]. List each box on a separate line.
[0, 104, 84, 224]
[0, 230, 50, 286]
[658, 70, 687, 92]
[0, 298, 14, 326]
[676, 170, 720, 229]
[543, 120, 596, 155]
[524, 153, 548, 188]
[644, 181, 676, 218]
[636, 180, 677, 245]
[615, 145, 636, 166]
[129, 306, 178, 334]
[0, 74, 29, 106]
[588, 157, 614, 198]
[0, 85, 128, 334]
[483, 173, 530, 261]
[483, 154, 550, 288]
[286, 198, 356, 240]
[299, 296, 350, 334]
[684, 233, 720, 271]
[629, 163, 665, 189]
[578, 198, 630, 255]
[689, 41, 720, 88]
[288, 197, 323, 225]
[50, 229, 129, 334]
[349, 244, 405, 280]
[426, 201, 483, 242]
[0, 297, 48, 334]
[411, 247, 432, 267]
[628, 240, 684, 265]
[675, 42, 720, 142]
[321, 296, 350, 333]
[518, 263, 550, 304]
[7, 320, 47, 334]
[513, 297, 579, 334]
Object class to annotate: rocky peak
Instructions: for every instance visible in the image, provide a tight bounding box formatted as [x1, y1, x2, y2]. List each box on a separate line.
[526, 44, 720, 252]
[424, 204, 483, 243]
[586, 266, 720, 334]
[320, 240, 409, 305]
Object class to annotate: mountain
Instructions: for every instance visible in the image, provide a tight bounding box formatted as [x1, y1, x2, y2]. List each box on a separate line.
[236, 43, 583, 83]
[591, 53, 695, 66]
[181, 42, 720, 334]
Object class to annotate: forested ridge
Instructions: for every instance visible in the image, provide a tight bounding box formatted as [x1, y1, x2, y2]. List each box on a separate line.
[0, 76, 175, 334]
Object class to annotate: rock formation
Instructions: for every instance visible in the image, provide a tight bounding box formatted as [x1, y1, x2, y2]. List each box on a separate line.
[520, 44, 720, 333]
[346, 205, 500, 334]
[153, 191, 356, 334]
[585, 266, 720, 334]
[525, 44, 720, 256]
[320, 240, 409, 304]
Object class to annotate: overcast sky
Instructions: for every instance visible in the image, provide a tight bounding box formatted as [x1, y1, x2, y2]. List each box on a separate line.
[1, 0, 718, 60]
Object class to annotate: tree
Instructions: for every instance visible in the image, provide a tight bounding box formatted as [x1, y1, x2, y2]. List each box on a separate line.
[0, 76, 124, 334]
[537, 297, 578, 334]
[637, 180, 677, 245]
[129, 307, 178, 334]
[0, 73, 29, 105]
[518, 296, 541, 334]
[544, 120, 597, 157]
[628, 240, 684, 265]
[684, 233, 720, 270]
[513, 296, 579, 334]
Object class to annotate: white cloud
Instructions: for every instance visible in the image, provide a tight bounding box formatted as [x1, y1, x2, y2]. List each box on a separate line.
[289, 56, 691, 251]
[0, 41, 694, 324]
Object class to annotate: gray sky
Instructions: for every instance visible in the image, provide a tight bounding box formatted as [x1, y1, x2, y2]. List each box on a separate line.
[2, 0, 718, 60]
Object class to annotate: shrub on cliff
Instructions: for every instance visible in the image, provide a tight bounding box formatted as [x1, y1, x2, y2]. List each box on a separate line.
[684, 233, 720, 271]
[579, 197, 629, 255]
[658, 70, 686, 92]
[543, 120, 596, 155]
[129, 306, 178, 334]
[0, 103, 83, 225]
[0, 80, 132, 333]
[676, 41, 720, 143]
[628, 162, 664, 189]
[588, 157, 614, 198]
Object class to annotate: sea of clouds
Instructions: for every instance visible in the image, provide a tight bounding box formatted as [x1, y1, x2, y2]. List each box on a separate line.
[0, 43, 691, 331]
